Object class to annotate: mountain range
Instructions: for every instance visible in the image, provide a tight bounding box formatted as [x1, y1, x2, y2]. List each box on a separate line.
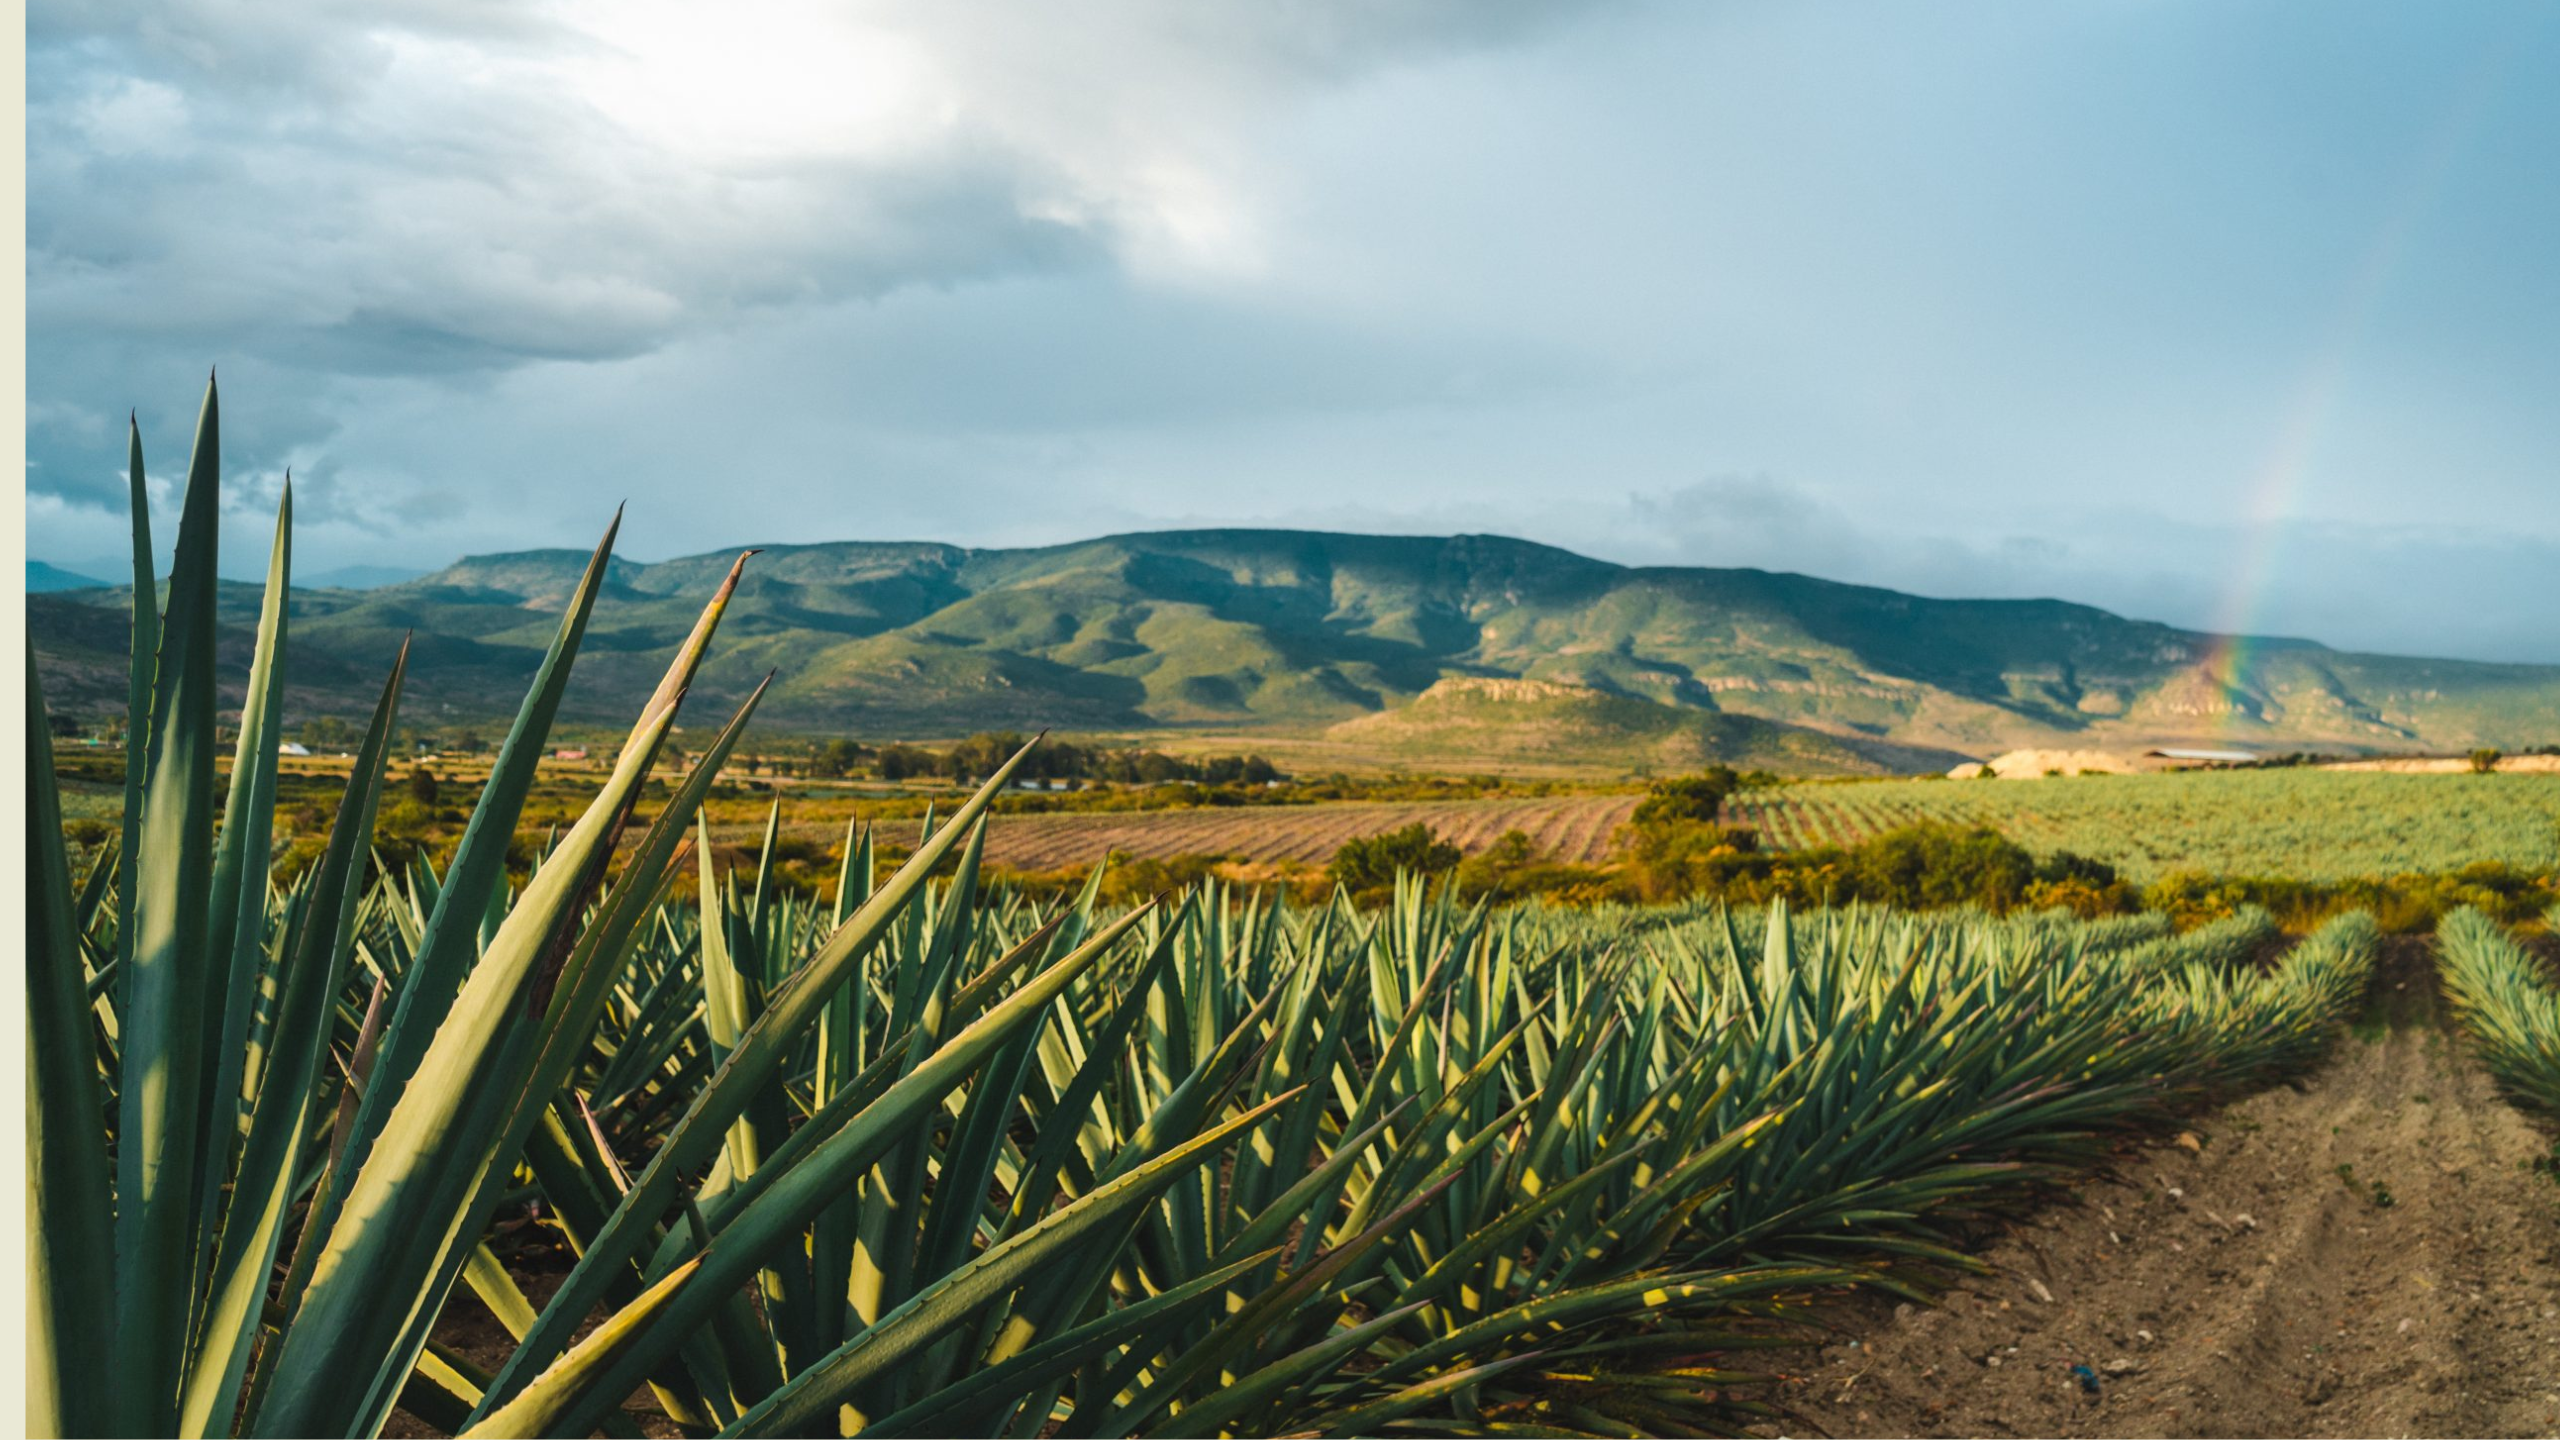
[29, 529, 2560, 773]
[28, 561, 109, 592]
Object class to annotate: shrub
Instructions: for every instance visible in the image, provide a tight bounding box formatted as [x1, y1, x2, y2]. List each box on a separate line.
[1451, 828, 1618, 903]
[298, 714, 358, 751]
[1630, 767, 1740, 827]
[809, 737, 866, 778]
[1328, 822, 1462, 896]
[2025, 874, 2136, 919]
[1096, 851, 1229, 906]
[876, 742, 938, 779]
[1617, 820, 1764, 903]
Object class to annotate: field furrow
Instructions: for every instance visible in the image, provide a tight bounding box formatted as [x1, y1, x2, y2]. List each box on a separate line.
[975, 793, 1641, 870]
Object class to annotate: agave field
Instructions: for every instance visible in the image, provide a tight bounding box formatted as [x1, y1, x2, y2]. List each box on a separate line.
[1720, 771, 2560, 881]
[27, 386, 2492, 1440]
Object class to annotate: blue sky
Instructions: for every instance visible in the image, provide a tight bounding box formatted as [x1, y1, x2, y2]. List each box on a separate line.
[26, 0, 2560, 660]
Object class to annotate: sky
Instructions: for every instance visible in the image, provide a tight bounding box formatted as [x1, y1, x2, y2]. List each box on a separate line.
[25, 0, 2560, 662]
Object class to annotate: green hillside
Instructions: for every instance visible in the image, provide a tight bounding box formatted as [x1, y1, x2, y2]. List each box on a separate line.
[28, 528, 2560, 770]
[26, 561, 108, 592]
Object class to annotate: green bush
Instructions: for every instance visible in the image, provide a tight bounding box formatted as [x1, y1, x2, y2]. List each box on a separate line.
[1328, 822, 1462, 897]
[1617, 819, 2132, 913]
[1630, 766, 1740, 826]
[809, 737, 866, 778]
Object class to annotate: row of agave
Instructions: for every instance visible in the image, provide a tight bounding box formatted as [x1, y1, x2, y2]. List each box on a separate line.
[2436, 906, 2560, 1117]
[28, 383, 2381, 1439]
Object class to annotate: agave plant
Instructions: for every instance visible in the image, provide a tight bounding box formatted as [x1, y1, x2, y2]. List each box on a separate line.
[27, 382, 1137, 1438]
[29, 378, 768, 1436]
[2437, 906, 2560, 1116]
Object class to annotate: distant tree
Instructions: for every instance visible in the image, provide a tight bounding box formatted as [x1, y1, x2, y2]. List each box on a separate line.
[810, 738, 866, 779]
[877, 744, 939, 781]
[405, 764, 440, 807]
[299, 714, 357, 751]
[1327, 823, 1463, 895]
[1630, 767, 1741, 827]
[932, 732, 1027, 783]
[2469, 748, 2502, 774]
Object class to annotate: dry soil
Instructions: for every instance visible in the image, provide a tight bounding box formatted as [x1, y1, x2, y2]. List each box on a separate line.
[1773, 947, 2560, 1439]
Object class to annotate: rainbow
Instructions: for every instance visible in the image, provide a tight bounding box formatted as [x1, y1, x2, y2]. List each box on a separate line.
[2199, 45, 2507, 738]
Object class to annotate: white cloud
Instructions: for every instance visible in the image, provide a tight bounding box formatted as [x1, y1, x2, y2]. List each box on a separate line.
[29, 0, 1588, 374]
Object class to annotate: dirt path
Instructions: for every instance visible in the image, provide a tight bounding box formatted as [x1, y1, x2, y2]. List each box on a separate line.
[1776, 945, 2560, 1439]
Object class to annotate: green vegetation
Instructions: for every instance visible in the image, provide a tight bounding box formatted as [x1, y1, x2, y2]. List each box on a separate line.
[1578, 819, 2135, 913]
[29, 386, 2406, 1439]
[1626, 764, 1777, 826]
[949, 757, 2555, 927]
[1725, 768, 2560, 882]
[1322, 820, 1463, 899]
[2436, 907, 2560, 1116]
[985, 803, 2550, 935]
[848, 731, 1285, 787]
[2335, 1163, 2397, 1210]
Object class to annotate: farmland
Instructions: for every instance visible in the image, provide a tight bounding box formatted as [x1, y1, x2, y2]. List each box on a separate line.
[28, 390, 2560, 1440]
[60, 752, 2549, 886]
[749, 769, 2560, 883]
[1723, 770, 2560, 880]
[973, 791, 1641, 869]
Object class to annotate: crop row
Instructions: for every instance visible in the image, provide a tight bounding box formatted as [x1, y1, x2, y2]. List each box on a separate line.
[2436, 906, 2560, 1116]
[973, 793, 1642, 870]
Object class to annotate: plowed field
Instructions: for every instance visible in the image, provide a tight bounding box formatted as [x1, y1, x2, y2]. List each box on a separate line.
[975, 793, 1642, 870]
